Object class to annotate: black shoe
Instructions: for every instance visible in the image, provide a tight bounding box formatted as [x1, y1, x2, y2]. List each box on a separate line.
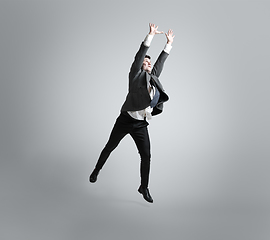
[89, 169, 99, 183]
[138, 186, 153, 203]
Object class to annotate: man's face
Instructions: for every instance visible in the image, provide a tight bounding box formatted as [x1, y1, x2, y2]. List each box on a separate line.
[142, 58, 151, 73]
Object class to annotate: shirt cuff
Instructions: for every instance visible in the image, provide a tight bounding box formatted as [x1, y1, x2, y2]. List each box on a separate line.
[164, 43, 172, 54]
[143, 34, 154, 47]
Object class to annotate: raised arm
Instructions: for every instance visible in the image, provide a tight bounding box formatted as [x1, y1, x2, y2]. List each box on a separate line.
[129, 23, 163, 80]
[151, 29, 175, 78]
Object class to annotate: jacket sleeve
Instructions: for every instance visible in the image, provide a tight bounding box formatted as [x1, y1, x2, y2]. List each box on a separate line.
[129, 42, 149, 81]
[151, 50, 169, 78]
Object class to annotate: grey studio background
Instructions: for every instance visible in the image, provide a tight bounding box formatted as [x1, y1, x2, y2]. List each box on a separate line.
[0, 0, 269, 240]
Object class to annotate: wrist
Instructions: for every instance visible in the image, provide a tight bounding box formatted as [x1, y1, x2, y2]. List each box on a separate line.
[144, 34, 154, 47]
[164, 43, 172, 54]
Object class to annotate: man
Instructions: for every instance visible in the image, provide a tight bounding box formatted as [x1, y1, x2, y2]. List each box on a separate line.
[90, 23, 175, 203]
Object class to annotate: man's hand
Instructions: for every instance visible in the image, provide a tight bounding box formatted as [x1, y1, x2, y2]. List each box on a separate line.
[165, 29, 175, 44]
[149, 23, 164, 35]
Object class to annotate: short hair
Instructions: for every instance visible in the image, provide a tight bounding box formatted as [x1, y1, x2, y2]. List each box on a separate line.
[145, 55, 151, 60]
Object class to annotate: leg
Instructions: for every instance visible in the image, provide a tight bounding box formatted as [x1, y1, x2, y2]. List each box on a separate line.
[90, 114, 130, 183]
[95, 116, 129, 171]
[130, 125, 153, 203]
[130, 125, 151, 188]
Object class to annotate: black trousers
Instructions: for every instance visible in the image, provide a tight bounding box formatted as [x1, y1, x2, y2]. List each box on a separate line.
[94, 111, 151, 188]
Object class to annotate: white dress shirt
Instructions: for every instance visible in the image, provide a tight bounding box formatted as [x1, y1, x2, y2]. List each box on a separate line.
[128, 34, 172, 121]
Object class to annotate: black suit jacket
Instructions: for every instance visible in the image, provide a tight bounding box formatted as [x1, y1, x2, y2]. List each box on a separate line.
[121, 42, 169, 116]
